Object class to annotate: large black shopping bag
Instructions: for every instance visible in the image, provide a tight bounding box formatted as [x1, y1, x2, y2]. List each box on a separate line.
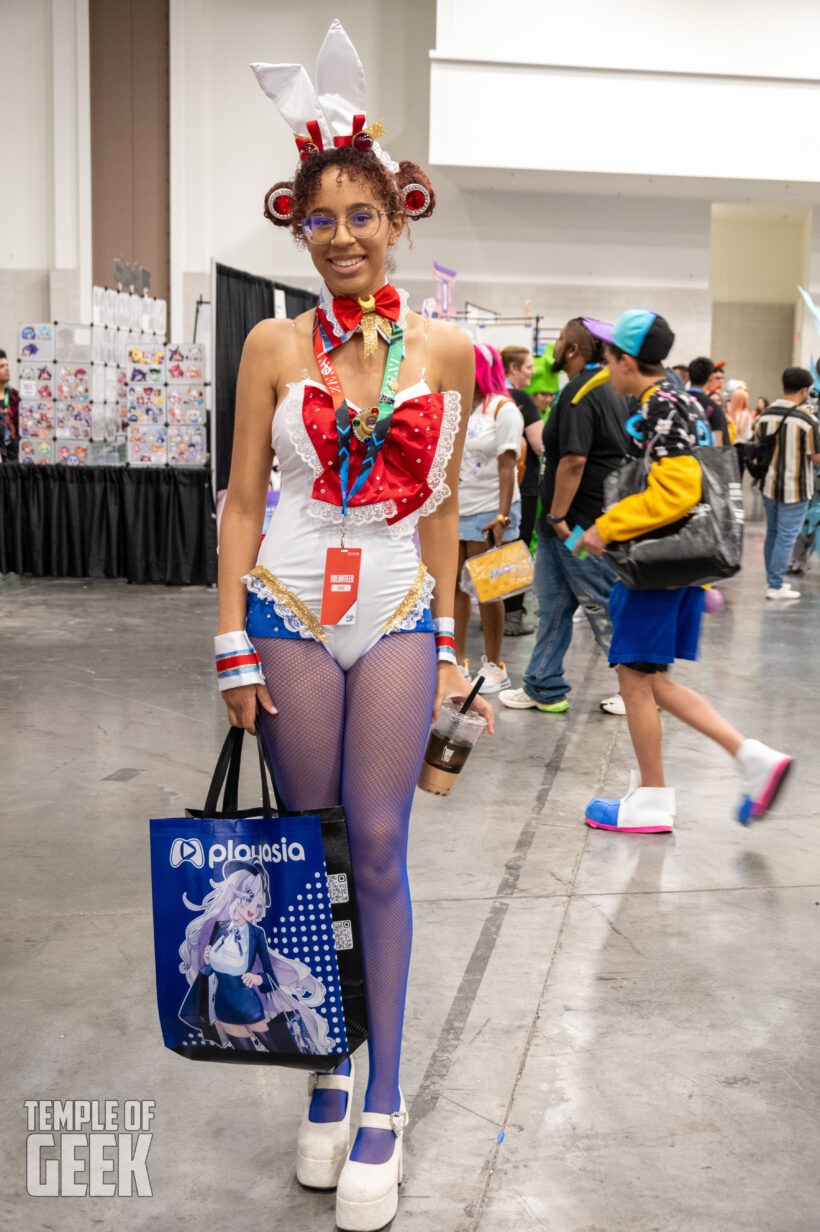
[149, 727, 367, 1070]
[602, 445, 743, 590]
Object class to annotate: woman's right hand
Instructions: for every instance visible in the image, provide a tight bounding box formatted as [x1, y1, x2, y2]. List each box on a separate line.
[222, 682, 277, 733]
[482, 516, 506, 548]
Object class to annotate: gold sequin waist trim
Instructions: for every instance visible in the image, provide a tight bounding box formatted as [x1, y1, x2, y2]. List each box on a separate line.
[246, 567, 328, 644]
[381, 561, 430, 634]
[248, 561, 430, 641]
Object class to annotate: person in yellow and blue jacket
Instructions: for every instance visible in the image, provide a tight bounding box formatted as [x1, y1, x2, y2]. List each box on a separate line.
[574, 310, 793, 833]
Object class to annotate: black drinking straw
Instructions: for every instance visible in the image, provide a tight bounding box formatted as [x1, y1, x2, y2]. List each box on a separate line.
[459, 676, 484, 714]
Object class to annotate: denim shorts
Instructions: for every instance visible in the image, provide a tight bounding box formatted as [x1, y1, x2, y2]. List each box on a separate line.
[459, 500, 521, 544]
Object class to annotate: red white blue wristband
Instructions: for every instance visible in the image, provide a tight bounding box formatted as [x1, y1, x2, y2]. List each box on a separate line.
[214, 631, 265, 693]
[433, 616, 457, 666]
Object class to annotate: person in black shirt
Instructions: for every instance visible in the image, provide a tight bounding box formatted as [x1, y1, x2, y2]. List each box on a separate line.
[500, 345, 544, 636]
[687, 356, 727, 444]
[501, 318, 629, 714]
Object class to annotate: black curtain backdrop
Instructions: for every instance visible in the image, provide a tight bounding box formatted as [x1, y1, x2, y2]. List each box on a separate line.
[214, 263, 317, 491]
[0, 465, 217, 585]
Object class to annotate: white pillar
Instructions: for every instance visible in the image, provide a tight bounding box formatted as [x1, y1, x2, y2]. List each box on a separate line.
[50, 0, 92, 322]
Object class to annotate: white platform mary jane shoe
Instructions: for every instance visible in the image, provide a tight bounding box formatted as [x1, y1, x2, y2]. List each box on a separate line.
[295, 1061, 355, 1189]
[335, 1097, 408, 1231]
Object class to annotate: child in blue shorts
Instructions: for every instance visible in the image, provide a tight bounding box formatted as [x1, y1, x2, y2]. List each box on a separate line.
[574, 310, 793, 833]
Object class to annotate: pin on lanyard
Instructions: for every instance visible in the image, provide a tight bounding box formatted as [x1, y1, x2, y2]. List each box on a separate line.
[312, 316, 404, 543]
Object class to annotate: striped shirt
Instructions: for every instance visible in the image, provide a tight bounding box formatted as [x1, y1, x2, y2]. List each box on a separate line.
[757, 401, 820, 503]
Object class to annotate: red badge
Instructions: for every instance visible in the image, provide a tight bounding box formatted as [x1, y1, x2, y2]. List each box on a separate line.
[320, 548, 362, 626]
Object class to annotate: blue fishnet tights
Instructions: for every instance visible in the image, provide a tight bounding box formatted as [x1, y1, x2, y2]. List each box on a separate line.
[252, 631, 437, 1164]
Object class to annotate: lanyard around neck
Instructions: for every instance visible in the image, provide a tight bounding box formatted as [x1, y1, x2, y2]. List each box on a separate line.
[312, 316, 404, 518]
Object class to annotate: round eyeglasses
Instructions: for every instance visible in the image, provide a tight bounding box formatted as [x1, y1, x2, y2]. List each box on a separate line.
[301, 206, 390, 246]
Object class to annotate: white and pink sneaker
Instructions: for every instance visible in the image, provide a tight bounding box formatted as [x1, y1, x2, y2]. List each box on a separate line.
[735, 739, 793, 824]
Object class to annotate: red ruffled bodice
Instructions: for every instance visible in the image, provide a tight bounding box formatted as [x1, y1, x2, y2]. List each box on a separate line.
[302, 384, 447, 524]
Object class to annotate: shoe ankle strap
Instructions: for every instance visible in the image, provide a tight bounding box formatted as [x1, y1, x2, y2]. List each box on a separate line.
[359, 1109, 408, 1136]
[308, 1070, 354, 1094]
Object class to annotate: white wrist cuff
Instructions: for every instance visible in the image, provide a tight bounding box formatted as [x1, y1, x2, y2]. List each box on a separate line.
[214, 630, 266, 693]
[432, 616, 457, 664]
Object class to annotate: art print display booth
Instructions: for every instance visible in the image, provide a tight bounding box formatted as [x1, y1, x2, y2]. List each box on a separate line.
[0, 270, 315, 586]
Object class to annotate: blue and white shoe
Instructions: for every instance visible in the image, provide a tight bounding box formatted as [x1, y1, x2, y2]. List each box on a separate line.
[585, 773, 675, 834]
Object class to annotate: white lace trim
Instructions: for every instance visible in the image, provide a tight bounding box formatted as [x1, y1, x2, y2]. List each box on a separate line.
[386, 570, 436, 634]
[415, 389, 462, 521]
[242, 573, 319, 641]
[285, 378, 326, 480]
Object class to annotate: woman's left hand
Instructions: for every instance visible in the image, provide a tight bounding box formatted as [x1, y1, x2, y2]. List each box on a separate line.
[241, 972, 263, 988]
[433, 663, 495, 734]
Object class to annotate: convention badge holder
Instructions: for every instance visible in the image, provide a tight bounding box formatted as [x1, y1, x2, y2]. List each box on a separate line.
[321, 547, 361, 625]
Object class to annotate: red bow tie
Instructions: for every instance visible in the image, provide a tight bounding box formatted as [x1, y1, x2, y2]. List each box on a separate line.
[331, 285, 402, 336]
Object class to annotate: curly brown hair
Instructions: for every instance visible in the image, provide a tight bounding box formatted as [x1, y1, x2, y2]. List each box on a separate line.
[263, 146, 435, 240]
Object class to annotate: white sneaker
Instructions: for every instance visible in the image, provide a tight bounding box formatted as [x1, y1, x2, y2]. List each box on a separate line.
[572, 609, 585, 624]
[766, 585, 800, 600]
[498, 687, 568, 713]
[599, 693, 626, 716]
[457, 659, 472, 685]
[735, 738, 793, 824]
[475, 656, 511, 694]
[499, 687, 539, 709]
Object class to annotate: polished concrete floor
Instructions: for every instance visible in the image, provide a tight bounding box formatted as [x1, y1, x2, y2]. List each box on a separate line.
[2, 508, 819, 1232]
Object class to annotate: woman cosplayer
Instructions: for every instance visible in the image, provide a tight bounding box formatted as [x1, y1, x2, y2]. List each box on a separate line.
[215, 21, 492, 1230]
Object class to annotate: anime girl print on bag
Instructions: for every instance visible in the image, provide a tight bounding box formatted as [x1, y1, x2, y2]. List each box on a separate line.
[177, 859, 336, 1055]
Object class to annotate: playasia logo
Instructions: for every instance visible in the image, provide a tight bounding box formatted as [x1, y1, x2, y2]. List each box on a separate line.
[170, 836, 306, 869]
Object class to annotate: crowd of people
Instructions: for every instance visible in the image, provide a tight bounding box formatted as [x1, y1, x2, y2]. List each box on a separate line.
[450, 332, 820, 728]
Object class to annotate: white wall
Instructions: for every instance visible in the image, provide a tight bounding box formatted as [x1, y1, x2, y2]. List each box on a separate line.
[435, 0, 820, 81]
[1, 0, 53, 269]
[430, 0, 820, 186]
[430, 62, 820, 185]
[0, 0, 90, 376]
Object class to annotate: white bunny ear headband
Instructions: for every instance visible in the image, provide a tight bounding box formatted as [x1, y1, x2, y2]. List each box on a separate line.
[250, 19, 433, 226]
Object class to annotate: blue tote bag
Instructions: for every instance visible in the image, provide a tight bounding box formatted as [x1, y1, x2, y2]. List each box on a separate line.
[149, 728, 367, 1070]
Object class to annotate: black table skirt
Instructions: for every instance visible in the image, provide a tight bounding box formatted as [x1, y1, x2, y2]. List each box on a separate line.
[0, 465, 217, 585]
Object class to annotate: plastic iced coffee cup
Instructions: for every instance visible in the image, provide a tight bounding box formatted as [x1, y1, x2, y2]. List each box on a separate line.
[417, 697, 488, 796]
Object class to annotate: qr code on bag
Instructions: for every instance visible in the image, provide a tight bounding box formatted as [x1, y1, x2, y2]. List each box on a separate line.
[333, 920, 354, 951]
[327, 873, 349, 904]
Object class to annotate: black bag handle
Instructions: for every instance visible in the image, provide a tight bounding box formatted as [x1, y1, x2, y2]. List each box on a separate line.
[202, 726, 287, 818]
